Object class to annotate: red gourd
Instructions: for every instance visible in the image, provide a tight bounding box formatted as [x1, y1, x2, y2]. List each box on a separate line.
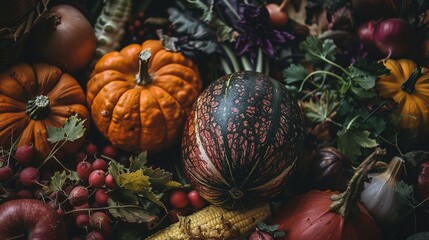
[271, 148, 385, 240]
[182, 71, 305, 209]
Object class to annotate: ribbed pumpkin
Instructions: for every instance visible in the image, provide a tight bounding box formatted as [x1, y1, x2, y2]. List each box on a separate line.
[0, 63, 89, 165]
[87, 40, 202, 152]
[377, 59, 429, 140]
[182, 71, 305, 209]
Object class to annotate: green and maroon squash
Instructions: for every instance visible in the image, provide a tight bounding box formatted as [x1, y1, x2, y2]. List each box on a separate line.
[182, 71, 305, 209]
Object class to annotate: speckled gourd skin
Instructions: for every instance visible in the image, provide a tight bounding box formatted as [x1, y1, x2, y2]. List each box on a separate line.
[182, 71, 305, 209]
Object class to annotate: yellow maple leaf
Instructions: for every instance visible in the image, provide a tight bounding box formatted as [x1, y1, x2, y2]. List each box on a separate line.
[119, 169, 150, 192]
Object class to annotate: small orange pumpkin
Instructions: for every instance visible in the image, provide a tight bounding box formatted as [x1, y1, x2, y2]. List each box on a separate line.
[0, 63, 90, 165]
[87, 40, 202, 152]
[377, 59, 429, 140]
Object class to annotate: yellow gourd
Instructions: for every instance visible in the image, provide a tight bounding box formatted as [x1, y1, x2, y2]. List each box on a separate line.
[377, 59, 429, 140]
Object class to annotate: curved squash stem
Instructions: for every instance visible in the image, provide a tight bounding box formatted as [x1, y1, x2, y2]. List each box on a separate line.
[240, 55, 253, 71]
[220, 57, 233, 74]
[222, 44, 241, 73]
[299, 70, 344, 92]
[401, 66, 424, 94]
[330, 147, 386, 218]
[256, 47, 264, 73]
[136, 49, 152, 85]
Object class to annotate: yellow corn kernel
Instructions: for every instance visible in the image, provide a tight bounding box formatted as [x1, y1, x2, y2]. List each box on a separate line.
[146, 203, 270, 240]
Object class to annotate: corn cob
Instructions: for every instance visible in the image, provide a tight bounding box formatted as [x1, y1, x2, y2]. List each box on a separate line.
[146, 203, 270, 240]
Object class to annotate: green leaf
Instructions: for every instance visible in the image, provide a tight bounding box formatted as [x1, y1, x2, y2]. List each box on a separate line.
[47, 114, 86, 143]
[337, 128, 378, 161]
[138, 189, 167, 212]
[210, 18, 236, 42]
[129, 152, 147, 172]
[395, 180, 416, 216]
[108, 198, 158, 223]
[110, 188, 139, 205]
[301, 91, 339, 123]
[366, 116, 386, 135]
[300, 35, 337, 64]
[185, 0, 211, 21]
[283, 64, 308, 85]
[349, 67, 376, 90]
[403, 151, 429, 167]
[119, 169, 151, 193]
[43, 170, 79, 194]
[144, 167, 174, 188]
[353, 58, 390, 76]
[349, 84, 376, 99]
[108, 160, 126, 184]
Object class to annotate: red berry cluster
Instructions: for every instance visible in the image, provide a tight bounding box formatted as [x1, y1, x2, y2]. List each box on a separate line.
[65, 143, 123, 239]
[125, 11, 148, 44]
[0, 143, 42, 199]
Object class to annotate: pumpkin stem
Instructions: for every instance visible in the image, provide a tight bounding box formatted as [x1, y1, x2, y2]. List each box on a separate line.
[401, 66, 424, 94]
[136, 49, 152, 86]
[26, 95, 50, 120]
[330, 147, 386, 218]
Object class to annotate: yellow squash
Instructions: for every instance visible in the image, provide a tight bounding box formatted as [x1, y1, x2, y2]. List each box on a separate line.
[377, 59, 429, 140]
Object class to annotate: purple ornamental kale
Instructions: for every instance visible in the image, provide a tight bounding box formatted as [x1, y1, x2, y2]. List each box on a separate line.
[234, 3, 294, 61]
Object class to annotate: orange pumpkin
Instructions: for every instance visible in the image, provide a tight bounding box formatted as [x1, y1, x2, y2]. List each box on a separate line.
[87, 40, 202, 152]
[0, 63, 90, 165]
[377, 59, 429, 140]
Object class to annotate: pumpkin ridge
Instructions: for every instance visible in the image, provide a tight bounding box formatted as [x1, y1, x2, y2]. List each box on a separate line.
[150, 85, 187, 148]
[49, 105, 88, 119]
[108, 89, 142, 150]
[29, 63, 40, 96]
[147, 86, 169, 148]
[152, 68, 199, 88]
[0, 95, 27, 111]
[150, 50, 195, 73]
[17, 120, 36, 148]
[0, 113, 28, 144]
[154, 63, 201, 83]
[405, 96, 427, 130]
[46, 76, 85, 106]
[87, 70, 128, 105]
[33, 64, 62, 96]
[92, 81, 131, 138]
[151, 75, 198, 109]
[150, 84, 187, 114]
[9, 63, 37, 101]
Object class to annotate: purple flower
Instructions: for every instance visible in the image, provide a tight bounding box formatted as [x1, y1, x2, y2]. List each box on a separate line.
[234, 4, 294, 60]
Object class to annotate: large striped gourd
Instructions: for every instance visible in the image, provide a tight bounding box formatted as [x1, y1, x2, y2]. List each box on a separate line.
[182, 71, 305, 209]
